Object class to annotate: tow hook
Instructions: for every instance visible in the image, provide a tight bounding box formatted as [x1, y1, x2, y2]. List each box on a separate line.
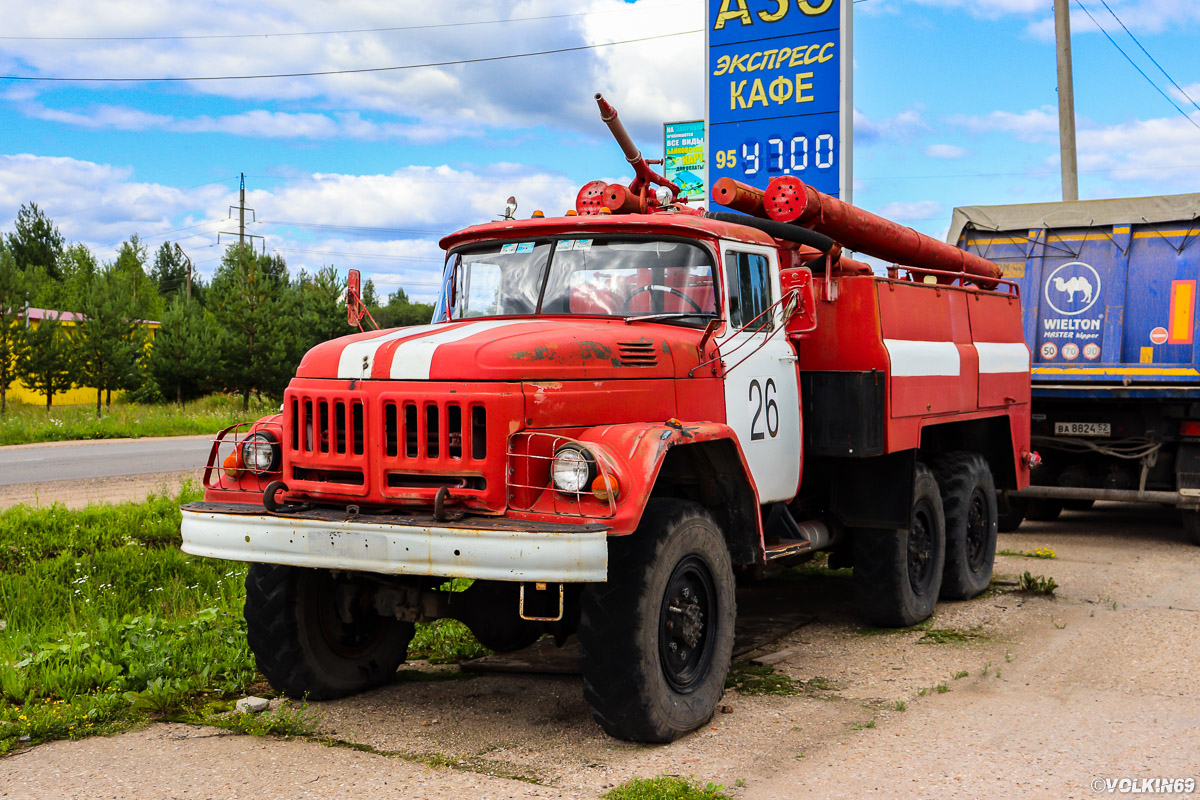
[262, 481, 312, 515]
[433, 486, 465, 523]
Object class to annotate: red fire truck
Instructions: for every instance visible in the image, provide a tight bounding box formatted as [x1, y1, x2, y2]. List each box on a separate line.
[181, 96, 1032, 743]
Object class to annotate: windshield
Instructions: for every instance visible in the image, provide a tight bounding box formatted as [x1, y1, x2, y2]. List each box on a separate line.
[441, 237, 717, 324]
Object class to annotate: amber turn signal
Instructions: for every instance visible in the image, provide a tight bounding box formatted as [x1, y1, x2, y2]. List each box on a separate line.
[592, 474, 620, 502]
[223, 451, 243, 479]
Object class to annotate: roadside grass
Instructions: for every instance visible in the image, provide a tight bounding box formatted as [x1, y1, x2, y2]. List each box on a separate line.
[0, 488, 487, 753]
[1016, 571, 1059, 597]
[0, 394, 277, 447]
[605, 776, 730, 800]
[998, 547, 1057, 560]
[725, 663, 840, 697]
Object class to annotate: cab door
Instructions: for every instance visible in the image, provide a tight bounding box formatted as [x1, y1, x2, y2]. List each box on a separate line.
[716, 243, 802, 503]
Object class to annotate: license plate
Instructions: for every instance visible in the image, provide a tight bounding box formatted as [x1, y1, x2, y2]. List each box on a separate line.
[1054, 421, 1111, 437]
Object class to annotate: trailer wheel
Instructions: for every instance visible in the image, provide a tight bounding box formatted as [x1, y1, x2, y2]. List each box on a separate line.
[998, 496, 1026, 532]
[244, 564, 414, 700]
[853, 463, 946, 628]
[1182, 510, 1200, 546]
[578, 499, 735, 743]
[929, 453, 998, 600]
[1025, 499, 1063, 521]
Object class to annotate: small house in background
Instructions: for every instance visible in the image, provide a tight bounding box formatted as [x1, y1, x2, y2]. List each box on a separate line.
[8, 307, 162, 407]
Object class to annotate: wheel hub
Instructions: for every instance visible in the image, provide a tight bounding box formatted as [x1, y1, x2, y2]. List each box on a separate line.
[659, 556, 716, 693]
[907, 503, 935, 594]
[966, 488, 988, 570]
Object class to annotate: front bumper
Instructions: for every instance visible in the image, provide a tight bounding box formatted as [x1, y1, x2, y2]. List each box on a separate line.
[180, 502, 609, 582]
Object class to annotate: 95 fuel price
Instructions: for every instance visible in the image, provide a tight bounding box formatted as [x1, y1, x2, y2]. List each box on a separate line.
[714, 133, 837, 178]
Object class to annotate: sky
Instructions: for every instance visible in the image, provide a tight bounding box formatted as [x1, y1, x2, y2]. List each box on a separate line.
[1, 0, 1199, 305]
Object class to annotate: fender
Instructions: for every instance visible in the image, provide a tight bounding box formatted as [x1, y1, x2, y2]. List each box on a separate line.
[573, 421, 766, 562]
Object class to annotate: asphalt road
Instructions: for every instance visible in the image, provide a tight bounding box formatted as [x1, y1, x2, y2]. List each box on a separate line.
[0, 436, 213, 486]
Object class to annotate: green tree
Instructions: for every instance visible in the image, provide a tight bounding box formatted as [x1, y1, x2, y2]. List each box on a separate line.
[209, 245, 297, 411]
[148, 296, 214, 405]
[6, 202, 65, 280]
[0, 245, 28, 416]
[151, 242, 191, 298]
[14, 315, 76, 412]
[112, 234, 163, 320]
[371, 287, 435, 328]
[36, 242, 98, 312]
[75, 266, 145, 418]
[295, 266, 349, 347]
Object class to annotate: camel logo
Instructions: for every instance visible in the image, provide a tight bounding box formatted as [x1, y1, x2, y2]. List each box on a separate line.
[1044, 262, 1102, 316]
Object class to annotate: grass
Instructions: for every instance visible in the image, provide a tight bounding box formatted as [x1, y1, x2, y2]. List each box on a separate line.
[997, 547, 1057, 559]
[0, 394, 277, 446]
[0, 488, 488, 753]
[918, 627, 988, 645]
[1017, 571, 1059, 597]
[604, 776, 730, 800]
[725, 663, 840, 697]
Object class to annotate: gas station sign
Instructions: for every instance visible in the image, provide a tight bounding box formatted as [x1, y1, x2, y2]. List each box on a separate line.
[705, 0, 852, 202]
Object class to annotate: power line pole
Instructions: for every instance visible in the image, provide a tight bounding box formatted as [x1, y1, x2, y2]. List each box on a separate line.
[1055, 0, 1079, 202]
[219, 172, 263, 253]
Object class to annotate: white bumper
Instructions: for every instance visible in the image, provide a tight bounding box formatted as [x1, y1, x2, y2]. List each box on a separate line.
[180, 506, 609, 582]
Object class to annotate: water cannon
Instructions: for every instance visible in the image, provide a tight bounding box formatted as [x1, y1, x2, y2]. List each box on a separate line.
[577, 94, 697, 216]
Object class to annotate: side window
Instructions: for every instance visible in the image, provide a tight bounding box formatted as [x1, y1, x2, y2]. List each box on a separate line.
[724, 251, 772, 332]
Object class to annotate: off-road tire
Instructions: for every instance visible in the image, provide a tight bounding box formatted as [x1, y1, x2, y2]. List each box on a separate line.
[1025, 499, 1064, 521]
[1182, 509, 1200, 546]
[578, 499, 736, 743]
[998, 495, 1026, 532]
[929, 452, 998, 600]
[244, 564, 414, 700]
[853, 463, 946, 628]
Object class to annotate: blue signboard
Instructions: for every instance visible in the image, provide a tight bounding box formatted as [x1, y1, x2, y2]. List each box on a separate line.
[705, 0, 852, 202]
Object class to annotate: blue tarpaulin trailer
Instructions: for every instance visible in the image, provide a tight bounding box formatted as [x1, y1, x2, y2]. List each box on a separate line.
[949, 193, 1200, 542]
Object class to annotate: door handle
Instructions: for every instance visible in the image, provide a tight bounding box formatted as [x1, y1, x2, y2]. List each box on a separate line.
[779, 354, 798, 363]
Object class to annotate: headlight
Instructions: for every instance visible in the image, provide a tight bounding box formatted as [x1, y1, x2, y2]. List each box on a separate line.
[241, 432, 280, 474]
[551, 444, 595, 494]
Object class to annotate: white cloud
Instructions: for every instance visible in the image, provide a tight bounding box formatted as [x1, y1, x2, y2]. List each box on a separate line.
[1075, 114, 1200, 193]
[0, 0, 701, 141]
[854, 108, 930, 144]
[950, 106, 1059, 143]
[925, 143, 968, 159]
[874, 200, 943, 221]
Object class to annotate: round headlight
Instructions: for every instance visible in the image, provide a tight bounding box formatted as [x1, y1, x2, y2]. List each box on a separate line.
[241, 432, 279, 474]
[551, 445, 595, 494]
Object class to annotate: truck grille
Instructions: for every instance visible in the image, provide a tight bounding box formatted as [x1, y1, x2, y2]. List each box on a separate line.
[283, 382, 516, 512]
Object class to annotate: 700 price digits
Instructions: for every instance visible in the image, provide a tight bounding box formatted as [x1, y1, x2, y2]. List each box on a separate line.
[714, 133, 835, 176]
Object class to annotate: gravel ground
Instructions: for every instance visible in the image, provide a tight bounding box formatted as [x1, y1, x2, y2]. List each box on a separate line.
[2, 501, 1198, 799]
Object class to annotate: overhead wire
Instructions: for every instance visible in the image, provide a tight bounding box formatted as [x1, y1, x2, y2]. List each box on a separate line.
[1074, 0, 1200, 132]
[1097, 0, 1200, 114]
[0, 29, 701, 82]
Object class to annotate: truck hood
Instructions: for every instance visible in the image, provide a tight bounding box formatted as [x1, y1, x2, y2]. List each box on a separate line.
[296, 318, 701, 382]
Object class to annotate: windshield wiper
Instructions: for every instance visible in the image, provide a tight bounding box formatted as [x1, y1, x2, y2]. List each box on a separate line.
[623, 312, 717, 325]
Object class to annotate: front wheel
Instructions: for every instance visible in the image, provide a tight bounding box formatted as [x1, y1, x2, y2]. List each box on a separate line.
[244, 565, 414, 700]
[579, 500, 736, 743]
[853, 463, 946, 628]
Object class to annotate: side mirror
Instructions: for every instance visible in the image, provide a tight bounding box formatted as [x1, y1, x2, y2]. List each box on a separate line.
[347, 269, 364, 328]
[780, 267, 817, 338]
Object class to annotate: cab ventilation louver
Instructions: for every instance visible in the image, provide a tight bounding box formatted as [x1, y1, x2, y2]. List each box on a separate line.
[617, 341, 658, 367]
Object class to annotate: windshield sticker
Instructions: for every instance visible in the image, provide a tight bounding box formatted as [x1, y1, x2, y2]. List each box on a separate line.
[516, 241, 535, 253]
[500, 243, 518, 253]
[573, 239, 593, 250]
[556, 239, 575, 251]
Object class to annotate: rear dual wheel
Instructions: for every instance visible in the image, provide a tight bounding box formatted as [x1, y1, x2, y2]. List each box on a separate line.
[929, 452, 998, 600]
[854, 463, 946, 628]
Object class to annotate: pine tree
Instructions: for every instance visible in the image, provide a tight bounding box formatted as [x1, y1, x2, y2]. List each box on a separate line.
[75, 266, 145, 418]
[209, 245, 297, 411]
[148, 296, 213, 405]
[6, 202, 64, 280]
[0, 245, 28, 416]
[15, 315, 76, 412]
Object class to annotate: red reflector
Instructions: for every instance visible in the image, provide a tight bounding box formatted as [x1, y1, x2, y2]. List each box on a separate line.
[1181, 421, 1200, 437]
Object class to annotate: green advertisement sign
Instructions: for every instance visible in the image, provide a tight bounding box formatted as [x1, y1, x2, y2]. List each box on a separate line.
[664, 120, 706, 202]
